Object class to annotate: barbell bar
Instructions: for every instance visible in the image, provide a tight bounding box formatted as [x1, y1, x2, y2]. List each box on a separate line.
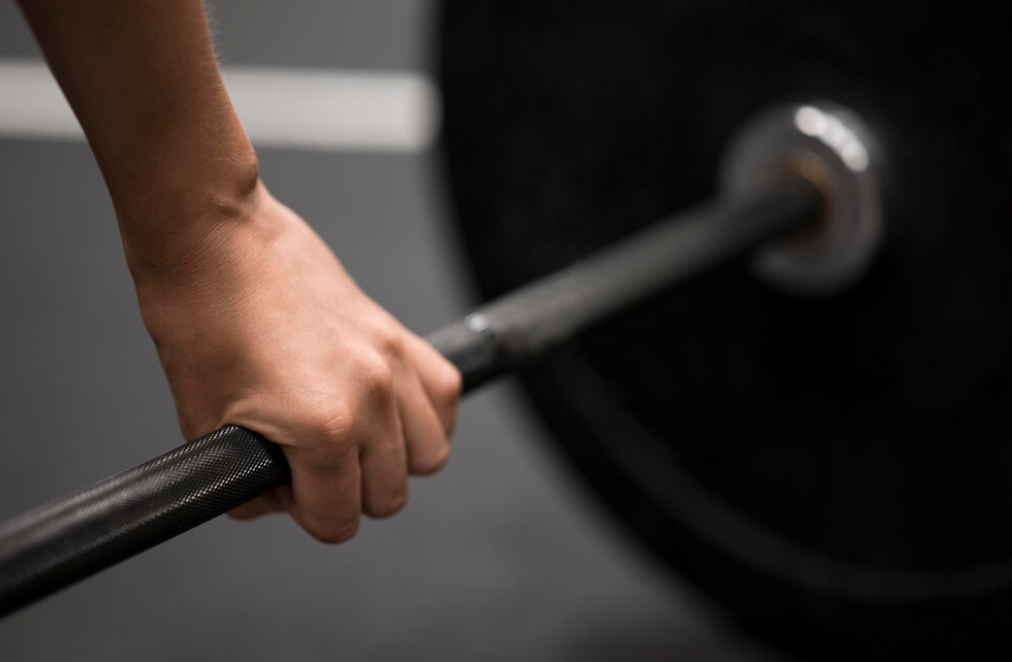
[0, 179, 819, 618]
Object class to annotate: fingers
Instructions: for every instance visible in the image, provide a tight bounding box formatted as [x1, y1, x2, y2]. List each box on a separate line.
[396, 369, 450, 475]
[357, 375, 410, 519]
[405, 334, 463, 435]
[285, 441, 363, 544]
[288, 351, 409, 537]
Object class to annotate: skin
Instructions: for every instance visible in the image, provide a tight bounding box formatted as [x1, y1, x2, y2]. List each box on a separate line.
[15, 0, 461, 543]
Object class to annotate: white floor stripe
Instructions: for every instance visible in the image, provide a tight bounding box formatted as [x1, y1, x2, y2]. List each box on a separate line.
[0, 58, 438, 153]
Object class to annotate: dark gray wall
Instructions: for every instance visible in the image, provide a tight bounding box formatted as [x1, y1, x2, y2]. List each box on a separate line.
[0, 3, 791, 660]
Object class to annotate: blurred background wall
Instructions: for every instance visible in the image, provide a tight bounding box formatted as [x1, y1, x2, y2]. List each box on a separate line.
[0, 2, 789, 660]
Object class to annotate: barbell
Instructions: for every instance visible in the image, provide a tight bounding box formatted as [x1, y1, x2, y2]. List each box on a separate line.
[3, 0, 1011, 658]
[0, 175, 819, 616]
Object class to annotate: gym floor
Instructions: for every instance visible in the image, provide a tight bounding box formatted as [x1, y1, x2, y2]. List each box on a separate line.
[0, 3, 794, 660]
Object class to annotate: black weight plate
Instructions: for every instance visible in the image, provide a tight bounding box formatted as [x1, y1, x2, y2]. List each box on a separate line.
[437, 1, 1012, 658]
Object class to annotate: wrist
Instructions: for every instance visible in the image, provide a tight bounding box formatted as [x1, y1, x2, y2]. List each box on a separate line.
[117, 139, 263, 283]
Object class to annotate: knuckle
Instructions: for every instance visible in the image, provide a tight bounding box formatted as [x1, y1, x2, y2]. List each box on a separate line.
[431, 363, 462, 435]
[357, 351, 395, 397]
[368, 487, 408, 519]
[436, 363, 463, 402]
[306, 515, 359, 545]
[373, 322, 405, 359]
[411, 440, 450, 476]
[386, 489, 408, 515]
[303, 403, 352, 441]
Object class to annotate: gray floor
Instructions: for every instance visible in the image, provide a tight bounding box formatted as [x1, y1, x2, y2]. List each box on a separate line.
[0, 3, 797, 660]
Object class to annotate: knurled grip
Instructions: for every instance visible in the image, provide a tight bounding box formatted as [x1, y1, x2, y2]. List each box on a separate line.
[0, 426, 289, 616]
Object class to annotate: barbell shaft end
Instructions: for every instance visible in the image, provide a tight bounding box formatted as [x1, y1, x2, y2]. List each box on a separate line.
[431, 179, 820, 388]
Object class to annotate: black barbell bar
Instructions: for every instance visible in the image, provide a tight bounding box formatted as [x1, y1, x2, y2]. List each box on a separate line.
[0, 180, 819, 617]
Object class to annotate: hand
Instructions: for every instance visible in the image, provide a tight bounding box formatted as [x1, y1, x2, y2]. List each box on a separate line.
[131, 181, 461, 543]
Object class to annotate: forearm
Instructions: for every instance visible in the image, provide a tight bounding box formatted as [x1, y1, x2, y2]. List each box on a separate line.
[15, 0, 258, 274]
